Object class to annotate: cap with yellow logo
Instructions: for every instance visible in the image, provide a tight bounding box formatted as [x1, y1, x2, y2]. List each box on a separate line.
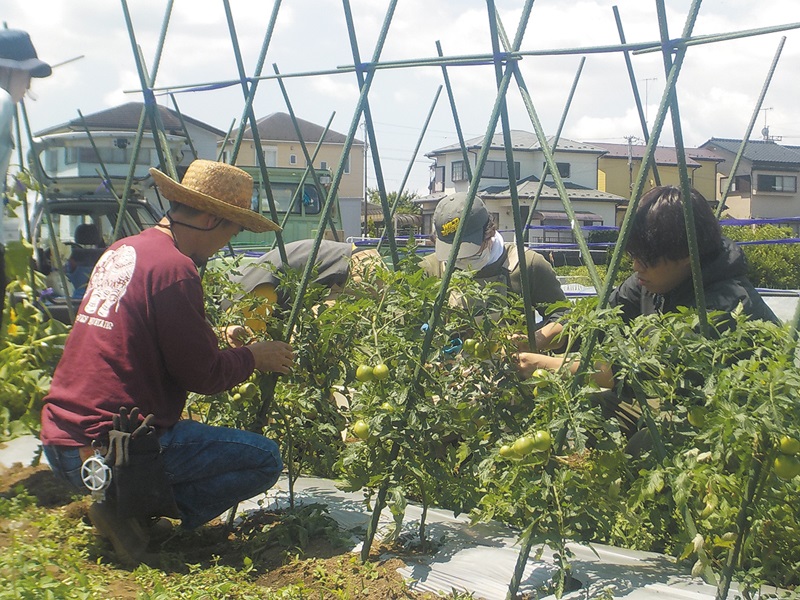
[433, 192, 490, 261]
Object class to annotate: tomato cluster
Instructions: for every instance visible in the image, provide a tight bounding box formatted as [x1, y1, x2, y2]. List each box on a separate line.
[355, 363, 390, 382]
[499, 430, 552, 461]
[774, 435, 800, 481]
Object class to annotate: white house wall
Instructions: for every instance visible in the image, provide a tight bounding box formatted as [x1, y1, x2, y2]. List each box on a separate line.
[438, 148, 599, 192]
[482, 197, 616, 241]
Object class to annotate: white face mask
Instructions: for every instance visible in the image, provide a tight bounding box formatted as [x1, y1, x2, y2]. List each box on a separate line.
[454, 246, 493, 272]
[452, 231, 504, 272]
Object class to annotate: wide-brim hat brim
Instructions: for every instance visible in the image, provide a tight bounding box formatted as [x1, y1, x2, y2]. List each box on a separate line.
[150, 167, 280, 234]
[0, 57, 51, 77]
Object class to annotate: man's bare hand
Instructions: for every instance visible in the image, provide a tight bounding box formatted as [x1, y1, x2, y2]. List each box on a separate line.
[247, 340, 295, 374]
[513, 352, 558, 380]
[225, 325, 250, 348]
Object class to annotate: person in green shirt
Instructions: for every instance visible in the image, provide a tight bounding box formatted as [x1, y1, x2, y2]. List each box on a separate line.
[419, 192, 567, 350]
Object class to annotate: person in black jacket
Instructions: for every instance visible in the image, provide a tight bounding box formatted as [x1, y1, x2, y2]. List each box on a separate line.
[514, 186, 779, 444]
[517, 185, 779, 383]
[608, 186, 778, 325]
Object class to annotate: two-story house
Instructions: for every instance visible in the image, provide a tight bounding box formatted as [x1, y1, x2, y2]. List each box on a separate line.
[33, 101, 224, 211]
[34, 101, 223, 178]
[592, 142, 723, 207]
[421, 131, 626, 241]
[699, 138, 800, 227]
[220, 112, 366, 239]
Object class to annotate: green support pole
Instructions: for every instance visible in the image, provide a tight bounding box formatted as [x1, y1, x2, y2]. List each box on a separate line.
[270, 113, 336, 250]
[376, 85, 443, 253]
[341, 0, 399, 269]
[654, 0, 708, 336]
[613, 5, 661, 187]
[486, 0, 539, 350]
[18, 103, 75, 321]
[436, 41, 474, 183]
[168, 93, 199, 161]
[716, 38, 786, 218]
[359, 0, 537, 564]
[272, 64, 340, 242]
[222, 0, 288, 264]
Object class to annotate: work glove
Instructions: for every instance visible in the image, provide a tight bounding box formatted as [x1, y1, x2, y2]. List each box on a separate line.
[105, 406, 180, 520]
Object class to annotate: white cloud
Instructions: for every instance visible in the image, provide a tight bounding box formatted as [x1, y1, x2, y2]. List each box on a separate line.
[4, 0, 800, 195]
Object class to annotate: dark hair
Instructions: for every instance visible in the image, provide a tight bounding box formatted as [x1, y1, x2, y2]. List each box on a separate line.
[169, 201, 203, 217]
[626, 186, 722, 266]
[482, 214, 497, 242]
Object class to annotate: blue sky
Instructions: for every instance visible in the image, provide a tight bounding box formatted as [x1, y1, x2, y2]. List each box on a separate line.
[5, 0, 800, 195]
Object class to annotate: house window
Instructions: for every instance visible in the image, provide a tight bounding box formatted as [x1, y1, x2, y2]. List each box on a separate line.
[431, 165, 445, 193]
[45, 149, 58, 172]
[452, 160, 467, 182]
[721, 175, 751, 194]
[65, 146, 150, 166]
[756, 174, 796, 193]
[320, 161, 328, 171]
[290, 154, 297, 165]
[481, 160, 519, 180]
[262, 148, 277, 167]
[544, 162, 571, 178]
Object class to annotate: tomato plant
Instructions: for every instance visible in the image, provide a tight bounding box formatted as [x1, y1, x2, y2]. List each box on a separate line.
[185, 250, 800, 595]
[1, 240, 69, 441]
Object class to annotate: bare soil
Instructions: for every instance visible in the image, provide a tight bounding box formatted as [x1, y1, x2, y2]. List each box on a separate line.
[0, 462, 442, 599]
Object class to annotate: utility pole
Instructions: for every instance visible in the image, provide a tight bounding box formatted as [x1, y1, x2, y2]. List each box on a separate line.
[642, 77, 657, 128]
[624, 134, 637, 194]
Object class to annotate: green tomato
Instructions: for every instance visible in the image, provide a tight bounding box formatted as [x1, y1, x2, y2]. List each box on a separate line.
[232, 393, 242, 402]
[239, 382, 258, 399]
[474, 342, 490, 359]
[779, 435, 800, 456]
[380, 402, 395, 413]
[373, 363, 390, 381]
[355, 365, 374, 382]
[531, 430, 552, 452]
[499, 444, 516, 458]
[462, 338, 477, 354]
[352, 420, 370, 440]
[530, 368, 549, 386]
[774, 454, 800, 480]
[512, 436, 536, 457]
[688, 406, 707, 428]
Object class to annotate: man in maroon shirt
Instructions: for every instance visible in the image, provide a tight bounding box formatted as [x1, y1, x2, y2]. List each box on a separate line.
[40, 160, 294, 565]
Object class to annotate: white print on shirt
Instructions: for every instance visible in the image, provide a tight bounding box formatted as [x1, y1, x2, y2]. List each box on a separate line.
[82, 244, 137, 321]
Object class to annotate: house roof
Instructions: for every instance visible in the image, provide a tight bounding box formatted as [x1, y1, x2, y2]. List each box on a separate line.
[533, 209, 604, 221]
[237, 112, 363, 146]
[480, 178, 625, 204]
[700, 138, 800, 166]
[591, 142, 723, 167]
[426, 131, 607, 156]
[35, 102, 226, 137]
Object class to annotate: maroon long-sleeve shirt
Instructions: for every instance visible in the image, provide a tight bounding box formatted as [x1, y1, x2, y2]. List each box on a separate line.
[41, 228, 254, 447]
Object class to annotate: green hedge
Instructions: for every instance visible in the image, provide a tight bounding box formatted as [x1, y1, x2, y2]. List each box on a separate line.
[722, 224, 800, 290]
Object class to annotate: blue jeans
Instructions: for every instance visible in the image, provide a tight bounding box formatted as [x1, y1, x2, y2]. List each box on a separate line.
[43, 420, 283, 529]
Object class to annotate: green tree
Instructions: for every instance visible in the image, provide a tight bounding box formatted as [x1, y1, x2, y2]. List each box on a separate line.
[367, 188, 420, 214]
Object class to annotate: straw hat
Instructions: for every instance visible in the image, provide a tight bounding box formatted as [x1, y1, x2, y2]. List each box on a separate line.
[150, 160, 280, 233]
[0, 30, 51, 77]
